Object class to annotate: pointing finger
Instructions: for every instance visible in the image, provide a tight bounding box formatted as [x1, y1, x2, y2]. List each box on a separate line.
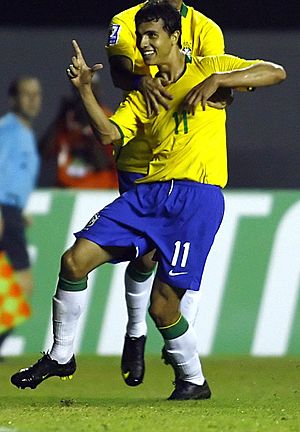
[72, 39, 84, 60]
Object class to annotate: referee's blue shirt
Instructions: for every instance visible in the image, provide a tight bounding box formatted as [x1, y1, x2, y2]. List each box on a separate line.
[0, 112, 40, 209]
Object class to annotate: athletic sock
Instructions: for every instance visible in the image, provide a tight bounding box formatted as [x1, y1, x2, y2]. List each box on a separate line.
[125, 263, 154, 338]
[158, 315, 205, 385]
[180, 289, 201, 326]
[49, 276, 88, 364]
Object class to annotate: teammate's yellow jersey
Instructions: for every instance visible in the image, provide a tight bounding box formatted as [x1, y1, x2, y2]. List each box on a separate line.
[106, 2, 225, 174]
[110, 55, 260, 188]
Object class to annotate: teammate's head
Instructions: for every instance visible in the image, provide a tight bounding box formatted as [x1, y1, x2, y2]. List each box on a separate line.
[136, 1, 181, 38]
[8, 76, 42, 123]
[147, 0, 183, 10]
[135, 2, 182, 65]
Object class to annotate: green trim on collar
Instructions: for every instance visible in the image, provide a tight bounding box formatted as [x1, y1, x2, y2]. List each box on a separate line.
[180, 3, 188, 18]
[185, 53, 192, 64]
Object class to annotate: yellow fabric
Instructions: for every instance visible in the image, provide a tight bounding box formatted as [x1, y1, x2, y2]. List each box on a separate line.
[110, 55, 261, 188]
[106, 2, 225, 174]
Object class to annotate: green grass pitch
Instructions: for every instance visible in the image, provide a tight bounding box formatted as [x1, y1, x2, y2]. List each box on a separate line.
[0, 356, 299, 432]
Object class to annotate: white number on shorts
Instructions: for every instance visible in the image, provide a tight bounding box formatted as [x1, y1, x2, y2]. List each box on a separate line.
[171, 241, 191, 267]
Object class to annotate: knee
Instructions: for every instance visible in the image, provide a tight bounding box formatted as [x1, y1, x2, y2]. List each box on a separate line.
[60, 248, 87, 280]
[148, 299, 168, 328]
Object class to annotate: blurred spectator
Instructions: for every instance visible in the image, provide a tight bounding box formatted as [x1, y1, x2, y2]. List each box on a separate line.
[40, 73, 118, 189]
[0, 76, 42, 355]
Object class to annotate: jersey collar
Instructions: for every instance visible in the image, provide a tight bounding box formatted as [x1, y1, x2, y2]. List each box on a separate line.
[180, 3, 188, 18]
[185, 53, 192, 64]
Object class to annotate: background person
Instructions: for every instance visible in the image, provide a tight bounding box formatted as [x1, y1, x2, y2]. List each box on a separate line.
[0, 76, 42, 354]
[40, 74, 118, 189]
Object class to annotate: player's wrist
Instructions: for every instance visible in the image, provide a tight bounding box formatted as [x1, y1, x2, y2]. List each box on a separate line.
[212, 72, 228, 88]
[77, 82, 93, 96]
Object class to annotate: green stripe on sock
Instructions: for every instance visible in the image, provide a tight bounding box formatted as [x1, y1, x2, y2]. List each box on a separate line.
[158, 315, 189, 340]
[126, 262, 154, 282]
[57, 276, 88, 292]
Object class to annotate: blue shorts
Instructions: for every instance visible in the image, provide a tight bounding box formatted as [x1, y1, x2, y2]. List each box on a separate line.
[117, 170, 144, 194]
[75, 181, 224, 291]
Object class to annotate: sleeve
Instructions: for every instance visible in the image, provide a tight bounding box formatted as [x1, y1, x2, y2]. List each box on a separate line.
[0, 128, 16, 198]
[188, 9, 225, 57]
[204, 55, 263, 73]
[0, 129, 13, 170]
[109, 92, 148, 146]
[199, 19, 225, 56]
[105, 15, 136, 61]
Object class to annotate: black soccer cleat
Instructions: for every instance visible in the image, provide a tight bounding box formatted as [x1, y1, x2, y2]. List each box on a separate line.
[121, 334, 146, 387]
[10, 353, 76, 389]
[168, 379, 212, 401]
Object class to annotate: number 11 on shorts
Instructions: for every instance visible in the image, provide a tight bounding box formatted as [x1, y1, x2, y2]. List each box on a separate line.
[171, 241, 190, 268]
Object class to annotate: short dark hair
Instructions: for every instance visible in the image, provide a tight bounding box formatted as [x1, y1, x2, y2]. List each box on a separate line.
[8, 79, 20, 98]
[8, 76, 38, 98]
[135, 1, 182, 46]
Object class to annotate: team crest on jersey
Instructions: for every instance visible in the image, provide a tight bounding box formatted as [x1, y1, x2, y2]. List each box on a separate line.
[108, 24, 121, 46]
[83, 212, 100, 230]
[181, 42, 192, 58]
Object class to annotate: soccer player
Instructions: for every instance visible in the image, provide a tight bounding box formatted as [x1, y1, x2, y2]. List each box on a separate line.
[11, 2, 286, 400]
[106, 0, 230, 387]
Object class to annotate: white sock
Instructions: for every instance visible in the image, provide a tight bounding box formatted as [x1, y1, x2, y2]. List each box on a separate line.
[125, 271, 153, 337]
[49, 288, 88, 364]
[164, 325, 205, 385]
[180, 290, 201, 326]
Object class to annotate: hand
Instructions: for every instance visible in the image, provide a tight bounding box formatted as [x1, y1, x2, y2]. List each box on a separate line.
[67, 40, 103, 89]
[207, 100, 227, 110]
[207, 87, 234, 109]
[180, 74, 220, 114]
[139, 75, 173, 116]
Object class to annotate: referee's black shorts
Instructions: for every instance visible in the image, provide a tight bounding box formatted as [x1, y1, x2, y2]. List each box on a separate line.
[0, 204, 30, 270]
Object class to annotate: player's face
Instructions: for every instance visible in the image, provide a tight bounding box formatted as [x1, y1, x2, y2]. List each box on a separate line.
[13, 79, 42, 120]
[137, 19, 178, 65]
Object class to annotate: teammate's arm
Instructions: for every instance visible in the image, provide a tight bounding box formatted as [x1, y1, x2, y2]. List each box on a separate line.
[109, 55, 173, 116]
[106, 15, 172, 116]
[67, 40, 121, 145]
[185, 61, 286, 113]
[181, 14, 232, 111]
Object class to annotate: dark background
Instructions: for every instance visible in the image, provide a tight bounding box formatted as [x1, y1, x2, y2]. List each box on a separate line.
[1, 1, 299, 188]
[1, 0, 299, 29]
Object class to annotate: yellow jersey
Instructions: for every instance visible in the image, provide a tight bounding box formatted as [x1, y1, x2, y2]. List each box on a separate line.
[106, 2, 225, 174]
[110, 55, 260, 188]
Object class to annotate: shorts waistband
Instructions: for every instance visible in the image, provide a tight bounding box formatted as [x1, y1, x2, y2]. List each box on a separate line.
[142, 180, 221, 191]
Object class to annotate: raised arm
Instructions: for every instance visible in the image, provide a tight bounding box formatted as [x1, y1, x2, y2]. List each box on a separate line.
[67, 40, 121, 145]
